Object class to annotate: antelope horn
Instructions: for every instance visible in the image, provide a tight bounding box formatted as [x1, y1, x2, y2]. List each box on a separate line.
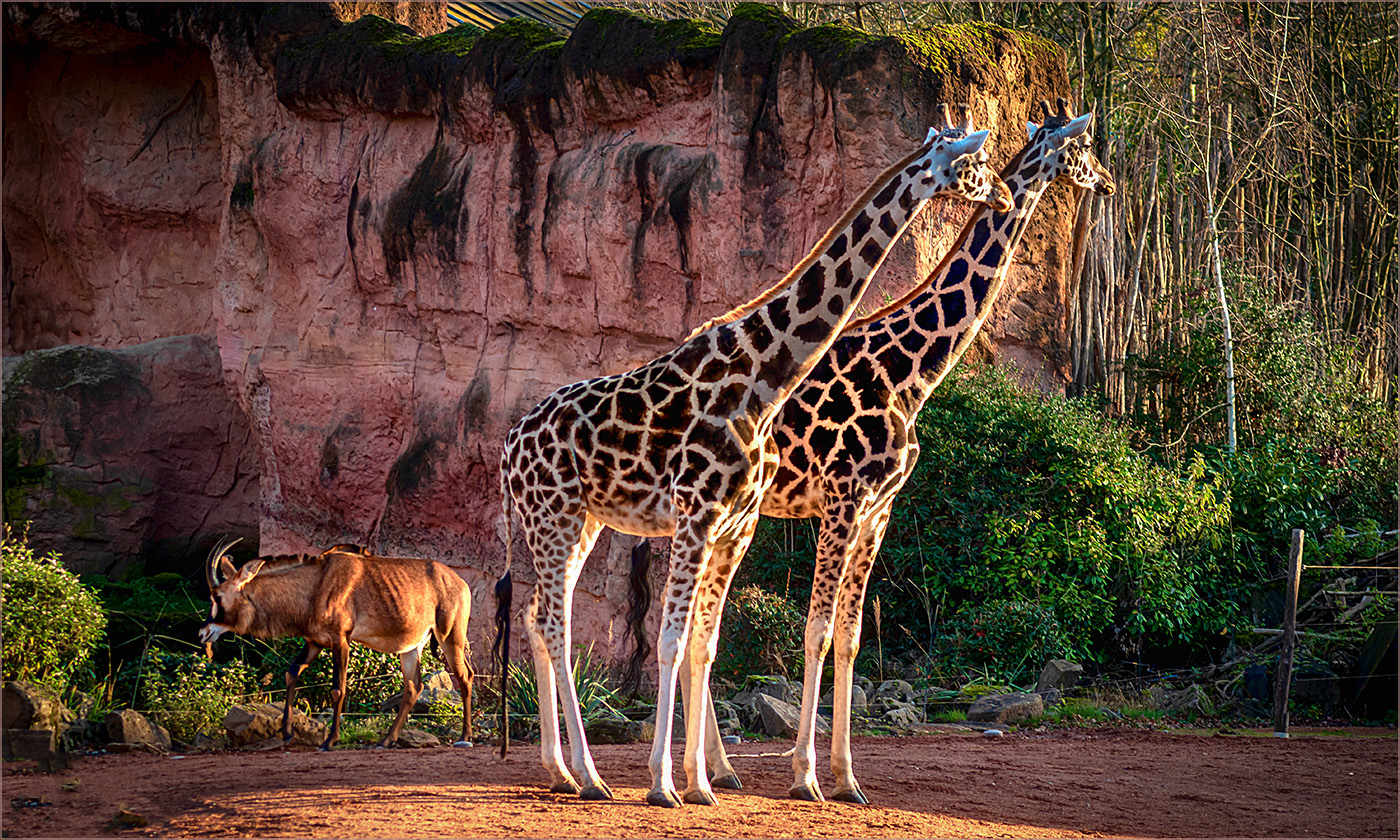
[957, 103, 971, 131]
[1057, 96, 1072, 120]
[206, 536, 242, 591]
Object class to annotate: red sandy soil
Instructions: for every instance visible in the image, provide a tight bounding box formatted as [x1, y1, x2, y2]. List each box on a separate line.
[3, 727, 1394, 838]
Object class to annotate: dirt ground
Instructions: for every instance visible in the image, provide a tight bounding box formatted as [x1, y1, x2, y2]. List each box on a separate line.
[3, 727, 1394, 838]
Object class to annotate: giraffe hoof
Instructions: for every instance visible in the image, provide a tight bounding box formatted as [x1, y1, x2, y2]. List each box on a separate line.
[682, 789, 718, 806]
[646, 789, 684, 808]
[550, 780, 582, 795]
[789, 782, 824, 802]
[831, 787, 869, 805]
[710, 773, 742, 790]
[580, 783, 613, 801]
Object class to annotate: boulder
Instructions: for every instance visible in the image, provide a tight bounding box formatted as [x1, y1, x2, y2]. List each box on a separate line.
[105, 709, 171, 753]
[1036, 660, 1084, 697]
[873, 680, 915, 705]
[395, 728, 441, 748]
[753, 693, 829, 739]
[1148, 685, 1215, 716]
[379, 670, 464, 715]
[224, 703, 324, 749]
[967, 693, 1045, 724]
[3, 682, 71, 736]
[585, 716, 654, 745]
[4, 730, 68, 771]
[819, 684, 869, 715]
[883, 704, 922, 729]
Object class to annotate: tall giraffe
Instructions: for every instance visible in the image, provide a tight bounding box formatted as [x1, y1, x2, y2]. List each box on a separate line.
[496, 109, 1013, 809]
[634, 98, 1117, 803]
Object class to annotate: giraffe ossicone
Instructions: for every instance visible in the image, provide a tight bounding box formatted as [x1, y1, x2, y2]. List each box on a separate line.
[493, 107, 1010, 808]
[628, 96, 1117, 805]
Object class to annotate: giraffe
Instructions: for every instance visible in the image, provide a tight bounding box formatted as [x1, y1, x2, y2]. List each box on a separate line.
[632, 98, 1117, 803]
[495, 107, 1014, 809]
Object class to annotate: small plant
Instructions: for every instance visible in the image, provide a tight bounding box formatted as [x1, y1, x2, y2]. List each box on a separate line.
[140, 650, 259, 743]
[1, 524, 107, 693]
[505, 643, 622, 722]
[336, 713, 397, 746]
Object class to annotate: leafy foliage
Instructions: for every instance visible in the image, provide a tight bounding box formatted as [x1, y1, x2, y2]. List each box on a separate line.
[744, 364, 1233, 683]
[1, 525, 107, 693]
[712, 585, 805, 683]
[505, 643, 622, 722]
[139, 650, 258, 744]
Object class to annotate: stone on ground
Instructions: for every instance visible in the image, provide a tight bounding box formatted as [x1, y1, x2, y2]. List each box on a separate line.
[105, 709, 171, 753]
[224, 702, 324, 749]
[396, 728, 440, 748]
[967, 692, 1044, 724]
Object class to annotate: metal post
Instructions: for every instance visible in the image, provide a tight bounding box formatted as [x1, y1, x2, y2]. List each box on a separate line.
[1273, 529, 1305, 737]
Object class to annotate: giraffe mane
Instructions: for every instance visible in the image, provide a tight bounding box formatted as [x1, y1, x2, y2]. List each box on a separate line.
[681, 141, 935, 340]
[844, 141, 1034, 330]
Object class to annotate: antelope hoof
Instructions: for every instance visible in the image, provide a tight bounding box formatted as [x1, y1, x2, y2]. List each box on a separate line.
[580, 782, 613, 801]
[831, 787, 869, 805]
[646, 789, 684, 808]
[682, 789, 718, 806]
[550, 780, 582, 795]
[789, 782, 824, 802]
[710, 773, 742, 790]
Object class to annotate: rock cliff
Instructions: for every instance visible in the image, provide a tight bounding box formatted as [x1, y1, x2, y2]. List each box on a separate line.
[3, 2, 1073, 658]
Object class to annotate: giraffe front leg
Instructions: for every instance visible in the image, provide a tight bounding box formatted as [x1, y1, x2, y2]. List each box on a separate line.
[647, 513, 713, 808]
[679, 649, 741, 790]
[790, 499, 860, 801]
[829, 498, 896, 805]
[550, 516, 612, 800]
[680, 521, 758, 806]
[526, 590, 577, 794]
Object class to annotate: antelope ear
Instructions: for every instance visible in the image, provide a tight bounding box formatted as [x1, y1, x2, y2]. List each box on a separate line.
[1064, 112, 1093, 139]
[1027, 121, 1038, 139]
[234, 559, 265, 588]
[219, 555, 238, 581]
[950, 129, 989, 156]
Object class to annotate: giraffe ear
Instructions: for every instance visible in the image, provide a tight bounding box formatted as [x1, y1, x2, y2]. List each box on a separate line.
[949, 129, 989, 156]
[925, 126, 939, 144]
[1063, 112, 1093, 139]
[1027, 121, 1038, 139]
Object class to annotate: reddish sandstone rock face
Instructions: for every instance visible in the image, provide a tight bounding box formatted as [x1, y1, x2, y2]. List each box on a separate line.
[2, 3, 1072, 658]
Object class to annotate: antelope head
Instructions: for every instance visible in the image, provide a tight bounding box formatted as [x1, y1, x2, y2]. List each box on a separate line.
[198, 537, 265, 647]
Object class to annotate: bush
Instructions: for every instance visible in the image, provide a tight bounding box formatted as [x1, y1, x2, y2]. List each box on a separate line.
[140, 650, 259, 743]
[1, 524, 107, 693]
[743, 364, 1233, 680]
[713, 585, 805, 683]
[935, 600, 1074, 686]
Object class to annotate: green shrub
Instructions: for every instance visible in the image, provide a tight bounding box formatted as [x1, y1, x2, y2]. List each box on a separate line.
[140, 650, 259, 743]
[713, 585, 805, 683]
[935, 600, 1073, 686]
[1, 524, 107, 692]
[743, 364, 1232, 680]
[505, 643, 621, 722]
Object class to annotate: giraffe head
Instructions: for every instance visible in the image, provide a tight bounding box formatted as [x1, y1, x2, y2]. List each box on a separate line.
[1025, 97, 1116, 196]
[917, 104, 1014, 213]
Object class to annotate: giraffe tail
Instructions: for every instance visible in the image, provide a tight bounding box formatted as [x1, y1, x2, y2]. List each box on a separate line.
[493, 475, 515, 759]
[621, 539, 653, 697]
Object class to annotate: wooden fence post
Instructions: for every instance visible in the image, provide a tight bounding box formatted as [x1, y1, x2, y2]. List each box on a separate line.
[1273, 529, 1305, 737]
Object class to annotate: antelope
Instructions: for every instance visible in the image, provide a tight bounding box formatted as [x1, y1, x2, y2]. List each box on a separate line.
[198, 538, 475, 750]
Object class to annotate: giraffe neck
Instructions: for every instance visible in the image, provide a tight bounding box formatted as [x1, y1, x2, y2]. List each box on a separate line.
[702, 147, 936, 414]
[854, 148, 1055, 408]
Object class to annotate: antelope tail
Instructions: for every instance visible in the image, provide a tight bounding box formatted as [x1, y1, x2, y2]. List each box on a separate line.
[492, 484, 515, 759]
